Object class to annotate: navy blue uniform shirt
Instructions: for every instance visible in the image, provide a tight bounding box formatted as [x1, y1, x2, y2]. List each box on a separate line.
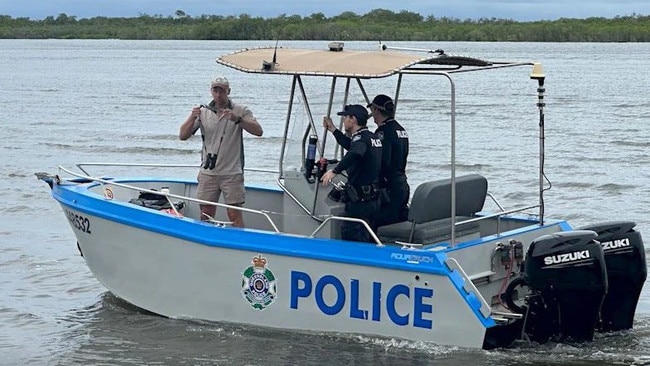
[332, 127, 382, 187]
[375, 118, 409, 186]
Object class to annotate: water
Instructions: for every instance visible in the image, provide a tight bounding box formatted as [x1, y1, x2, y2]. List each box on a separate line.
[1, 39, 650, 365]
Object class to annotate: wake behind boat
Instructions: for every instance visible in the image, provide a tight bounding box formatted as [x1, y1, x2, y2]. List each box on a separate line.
[37, 42, 646, 349]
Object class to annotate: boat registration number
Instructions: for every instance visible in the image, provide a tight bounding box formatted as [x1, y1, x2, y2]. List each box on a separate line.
[64, 208, 92, 234]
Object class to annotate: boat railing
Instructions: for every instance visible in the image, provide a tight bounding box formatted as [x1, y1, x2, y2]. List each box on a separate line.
[275, 178, 318, 221]
[75, 162, 197, 176]
[57, 165, 281, 233]
[486, 192, 506, 212]
[74, 162, 278, 177]
[310, 216, 384, 246]
[65, 163, 388, 242]
[459, 204, 541, 237]
[308, 203, 540, 248]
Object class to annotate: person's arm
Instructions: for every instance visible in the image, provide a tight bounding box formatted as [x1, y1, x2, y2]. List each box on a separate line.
[380, 131, 394, 181]
[179, 106, 201, 140]
[321, 138, 366, 186]
[323, 116, 351, 149]
[333, 137, 366, 174]
[224, 107, 263, 136]
[332, 129, 351, 150]
[237, 115, 263, 136]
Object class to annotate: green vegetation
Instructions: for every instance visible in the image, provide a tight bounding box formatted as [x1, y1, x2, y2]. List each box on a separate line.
[1, 9, 649, 42]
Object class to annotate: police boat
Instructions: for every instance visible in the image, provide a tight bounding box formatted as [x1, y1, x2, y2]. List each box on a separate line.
[37, 42, 646, 349]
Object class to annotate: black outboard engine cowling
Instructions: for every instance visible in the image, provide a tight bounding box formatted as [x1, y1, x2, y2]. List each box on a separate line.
[523, 230, 607, 343]
[579, 221, 646, 332]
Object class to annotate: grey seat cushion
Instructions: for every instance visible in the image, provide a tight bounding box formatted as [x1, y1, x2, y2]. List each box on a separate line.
[378, 216, 479, 244]
[377, 174, 487, 244]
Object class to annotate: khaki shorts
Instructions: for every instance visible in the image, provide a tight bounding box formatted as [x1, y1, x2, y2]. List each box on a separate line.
[197, 172, 245, 205]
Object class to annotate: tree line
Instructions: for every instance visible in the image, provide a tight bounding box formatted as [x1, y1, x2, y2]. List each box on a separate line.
[1, 9, 649, 42]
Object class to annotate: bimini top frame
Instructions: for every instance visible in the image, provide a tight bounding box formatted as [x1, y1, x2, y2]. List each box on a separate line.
[216, 42, 547, 245]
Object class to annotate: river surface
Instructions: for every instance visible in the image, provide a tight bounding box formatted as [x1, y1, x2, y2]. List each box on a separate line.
[1, 39, 649, 365]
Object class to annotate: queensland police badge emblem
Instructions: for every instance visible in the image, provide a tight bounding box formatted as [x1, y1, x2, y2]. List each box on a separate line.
[241, 255, 277, 310]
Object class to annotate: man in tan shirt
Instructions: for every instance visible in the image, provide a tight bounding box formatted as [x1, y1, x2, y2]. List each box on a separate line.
[180, 76, 263, 227]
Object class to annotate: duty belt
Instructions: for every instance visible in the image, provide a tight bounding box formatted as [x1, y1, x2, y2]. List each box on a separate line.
[383, 174, 407, 188]
[347, 183, 379, 202]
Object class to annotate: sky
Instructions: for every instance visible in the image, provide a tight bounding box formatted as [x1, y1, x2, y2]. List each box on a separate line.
[0, 0, 648, 21]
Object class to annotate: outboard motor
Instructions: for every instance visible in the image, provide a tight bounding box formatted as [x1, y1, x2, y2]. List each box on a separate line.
[522, 230, 607, 343]
[579, 221, 646, 332]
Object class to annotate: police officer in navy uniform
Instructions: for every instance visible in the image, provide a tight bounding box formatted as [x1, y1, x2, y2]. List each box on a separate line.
[367, 94, 410, 227]
[324, 95, 410, 228]
[321, 104, 382, 243]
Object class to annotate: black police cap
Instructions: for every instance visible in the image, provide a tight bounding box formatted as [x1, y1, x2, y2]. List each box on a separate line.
[336, 104, 369, 125]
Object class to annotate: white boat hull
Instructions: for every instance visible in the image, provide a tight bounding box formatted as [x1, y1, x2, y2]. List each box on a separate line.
[63, 201, 493, 348]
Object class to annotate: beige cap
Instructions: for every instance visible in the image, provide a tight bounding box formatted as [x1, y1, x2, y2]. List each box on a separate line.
[210, 76, 230, 89]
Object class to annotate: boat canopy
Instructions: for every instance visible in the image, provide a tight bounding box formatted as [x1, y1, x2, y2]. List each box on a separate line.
[216, 42, 546, 240]
[216, 45, 492, 78]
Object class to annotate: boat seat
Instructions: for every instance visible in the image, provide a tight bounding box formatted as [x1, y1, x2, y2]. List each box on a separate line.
[377, 174, 488, 245]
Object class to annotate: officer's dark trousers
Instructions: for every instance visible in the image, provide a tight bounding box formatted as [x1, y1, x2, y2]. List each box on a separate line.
[375, 179, 410, 228]
[341, 199, 379, 243]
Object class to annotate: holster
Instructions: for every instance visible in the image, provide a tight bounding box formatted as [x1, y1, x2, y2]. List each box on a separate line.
[345, 184, 360, 202]
[348, 184, 379, 203]
[379, 188, 390, 205]
[328, 187, 344, 202]
[329, 183, 379, 203]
